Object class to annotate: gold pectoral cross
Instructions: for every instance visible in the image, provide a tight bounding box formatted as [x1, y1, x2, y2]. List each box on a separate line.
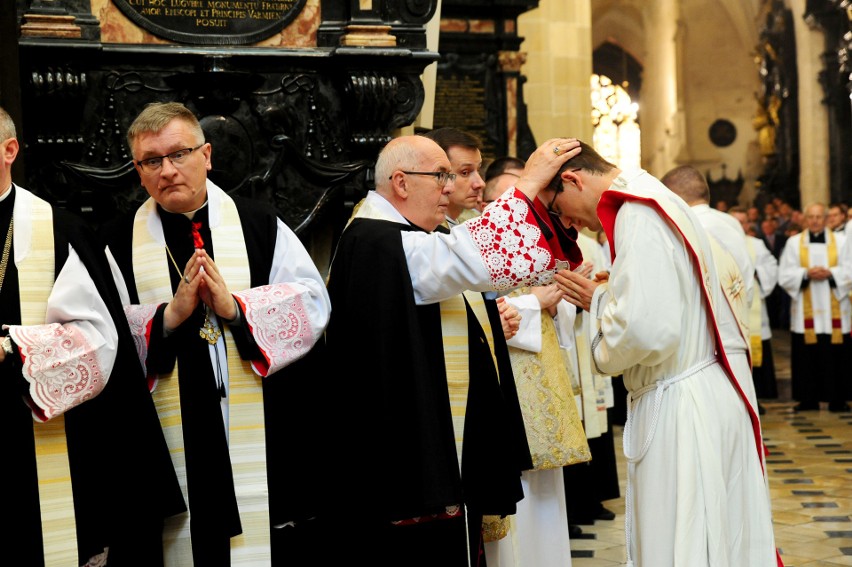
[200, 308, 222, 345]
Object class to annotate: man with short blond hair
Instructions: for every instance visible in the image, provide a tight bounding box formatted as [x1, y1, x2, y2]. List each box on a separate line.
[103, 101, 332, 565]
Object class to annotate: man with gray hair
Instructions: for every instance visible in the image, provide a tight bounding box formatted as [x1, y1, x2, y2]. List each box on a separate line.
[778, 202, 852, 412]
[0, 105, 180, 565]
[323, 134, 582, 566]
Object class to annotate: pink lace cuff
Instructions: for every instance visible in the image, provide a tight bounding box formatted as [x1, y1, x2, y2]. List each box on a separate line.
[233, 283, 317, 376]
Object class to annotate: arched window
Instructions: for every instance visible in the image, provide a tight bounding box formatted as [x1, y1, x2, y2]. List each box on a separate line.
[591, 73, 640, 170]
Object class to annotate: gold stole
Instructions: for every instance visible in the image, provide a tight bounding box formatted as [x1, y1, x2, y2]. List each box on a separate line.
[708, 236, 752, 366]
[745, 238, 763, 366]
[800, 231, 842, 344]
[440, 291, 508, 542]
[132, 193, 271, 565]
[440, 290, 501, 462]
[507, 301, 590, 469]
[19, 196, 79, 566]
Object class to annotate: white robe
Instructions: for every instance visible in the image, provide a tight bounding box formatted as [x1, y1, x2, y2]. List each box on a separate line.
[749, 236, 778, 341]
[778, 231, 852, 334]
[6, 186, 118, 420]
[691, 205, 759, 412]
[692, 204, 755, 305]
[587, 170, 777, 567]
[491, 293, 573, 567]
[484, 468, 573, 567]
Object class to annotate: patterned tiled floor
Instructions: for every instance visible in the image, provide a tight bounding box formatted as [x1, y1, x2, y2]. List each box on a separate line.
[571, 330, 852, 566]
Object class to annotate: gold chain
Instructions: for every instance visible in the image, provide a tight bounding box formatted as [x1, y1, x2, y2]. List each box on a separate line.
[0, 217, 13, 294]
[165, 244, 189, 284]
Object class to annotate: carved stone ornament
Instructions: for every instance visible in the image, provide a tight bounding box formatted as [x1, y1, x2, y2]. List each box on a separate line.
[498, 51, 527, 73]
[340, 25, 397, 47]
[708, 118, 737, 147]
[20, 13, 81, 38]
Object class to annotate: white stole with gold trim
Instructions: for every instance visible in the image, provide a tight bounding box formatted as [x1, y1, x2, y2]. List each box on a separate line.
[15, 190, 79, 566]
[131, 185, 270, 565]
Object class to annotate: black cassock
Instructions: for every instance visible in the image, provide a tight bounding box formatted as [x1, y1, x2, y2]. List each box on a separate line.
[322, 218, 531, 567]
[2, 186, 182, 566]
[103, 198, 327, 565]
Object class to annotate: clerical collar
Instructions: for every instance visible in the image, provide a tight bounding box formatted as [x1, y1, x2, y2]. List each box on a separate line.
[161, 199, 209, 220]
[809, 231, 825, 243]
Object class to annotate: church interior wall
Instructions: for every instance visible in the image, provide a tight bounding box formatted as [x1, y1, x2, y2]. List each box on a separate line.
[518, 0, 594, 145]
[677, 0, 763, 206]
[515, 0, 836, 210]
[787, 0, 830, 208]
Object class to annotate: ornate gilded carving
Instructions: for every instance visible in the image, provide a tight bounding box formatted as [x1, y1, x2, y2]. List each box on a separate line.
[498, 51, 527, 73]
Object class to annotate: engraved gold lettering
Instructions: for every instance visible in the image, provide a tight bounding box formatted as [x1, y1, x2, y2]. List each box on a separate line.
[195, 18, 228, 27]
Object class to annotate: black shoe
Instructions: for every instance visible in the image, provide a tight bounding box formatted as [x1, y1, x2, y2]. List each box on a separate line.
[793, 403, 818, 412]
[595, 507, 616, 521]
[568, 524, 583, 538]
[828, 403, 850, 413]
[758, 404, 766, 415]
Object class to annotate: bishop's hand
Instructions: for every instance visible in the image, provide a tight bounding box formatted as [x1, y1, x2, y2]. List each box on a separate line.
[164, 253, 202, 332]
[194, 249, 237, 322]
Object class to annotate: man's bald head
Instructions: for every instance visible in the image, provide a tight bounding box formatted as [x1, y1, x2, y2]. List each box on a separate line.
[375, 136, 442, 195]
[660, 165, 710, 206]
[375, 135, 454, 231]
[483, 173, 519, 205]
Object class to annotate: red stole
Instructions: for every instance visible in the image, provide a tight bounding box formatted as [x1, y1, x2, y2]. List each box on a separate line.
[530, 195, 584, 270]
[599, 189, 785, 567]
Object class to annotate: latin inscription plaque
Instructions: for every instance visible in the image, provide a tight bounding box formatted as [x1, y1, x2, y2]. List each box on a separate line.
[433, 72, 499, 159]
[113, 0, 307, 45]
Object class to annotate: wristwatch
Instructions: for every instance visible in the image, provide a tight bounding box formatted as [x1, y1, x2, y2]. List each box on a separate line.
[2, 336, 13, 356]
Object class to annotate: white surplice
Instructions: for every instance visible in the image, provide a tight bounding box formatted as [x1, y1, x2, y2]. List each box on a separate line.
[692, 204, 755, 305]
[750, 235, 778, 341]
[6, 186, 118, 420]
[692, 204, 759, 411]
[484, 468, 572, 567]
[489, 293, 573, 567]
[587, 171, 777, 567]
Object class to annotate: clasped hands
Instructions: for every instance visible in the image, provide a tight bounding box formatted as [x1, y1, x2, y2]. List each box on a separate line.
[164, 249, 236, 331]
[806, 266, 832, 281]
[553, 262, 609, 312]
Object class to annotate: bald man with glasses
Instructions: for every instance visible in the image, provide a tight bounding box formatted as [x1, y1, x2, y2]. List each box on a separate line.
[322, 134, 584, 567]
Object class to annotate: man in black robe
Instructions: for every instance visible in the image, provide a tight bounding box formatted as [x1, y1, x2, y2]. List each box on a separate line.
[322, 134, 582, 566]
[102, 101, 331, 565]
[0, 107, 182, 566]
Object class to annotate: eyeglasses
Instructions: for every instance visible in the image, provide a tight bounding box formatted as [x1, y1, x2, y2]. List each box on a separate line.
[392, 171, 457, 187]
[136, 144, 204, 173]
[545, 187, 563, 218]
